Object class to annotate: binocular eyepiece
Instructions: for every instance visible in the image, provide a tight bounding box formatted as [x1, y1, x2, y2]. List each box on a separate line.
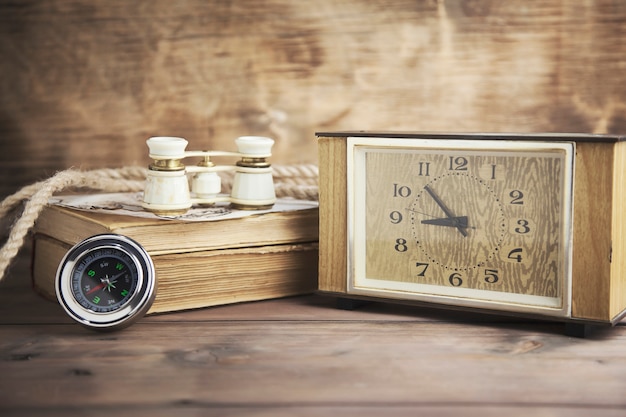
[142, 136, 276, 215]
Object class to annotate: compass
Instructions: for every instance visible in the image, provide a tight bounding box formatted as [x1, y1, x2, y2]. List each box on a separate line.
[55, 234, 157, 331]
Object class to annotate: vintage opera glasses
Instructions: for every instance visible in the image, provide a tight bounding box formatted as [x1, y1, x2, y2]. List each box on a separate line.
[142, 136, 276, 214]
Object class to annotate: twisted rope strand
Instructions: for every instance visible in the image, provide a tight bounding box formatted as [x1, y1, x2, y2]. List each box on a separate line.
[274, 184, 319, 201]
[0, 165, 319, 283]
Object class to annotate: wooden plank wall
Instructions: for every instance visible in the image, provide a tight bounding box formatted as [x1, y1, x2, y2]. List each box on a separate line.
[1, 0, 626, 200]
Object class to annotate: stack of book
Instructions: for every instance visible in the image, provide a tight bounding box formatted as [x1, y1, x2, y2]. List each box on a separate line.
[31, 193, 319, 314]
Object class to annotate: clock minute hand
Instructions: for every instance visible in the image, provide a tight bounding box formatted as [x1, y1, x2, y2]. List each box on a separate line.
[423, 185, 468, 237]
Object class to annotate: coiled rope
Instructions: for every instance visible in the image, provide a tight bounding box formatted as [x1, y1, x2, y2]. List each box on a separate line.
[0, 164, 319, 283]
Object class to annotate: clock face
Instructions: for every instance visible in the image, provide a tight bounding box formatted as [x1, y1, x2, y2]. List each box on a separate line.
[348, 137, 574, 316]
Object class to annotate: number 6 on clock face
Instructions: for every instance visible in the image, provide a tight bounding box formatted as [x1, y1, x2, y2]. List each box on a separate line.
[348, 137, 575, 317]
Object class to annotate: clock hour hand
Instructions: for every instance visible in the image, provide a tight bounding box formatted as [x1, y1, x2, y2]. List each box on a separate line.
[421, 216, 469, 229]
[423, 185, 468, 237]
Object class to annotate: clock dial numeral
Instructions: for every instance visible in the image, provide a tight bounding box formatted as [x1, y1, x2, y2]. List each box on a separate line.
[478, 163, 498, 181]
[506, 247, 524, 263]
[448, 156, 469, 171]
[415, 262, 429, 277]
[509, 190, 524, 205]
[514, 219, 531, 234]
[484, 269, 499, 284]
[448, 273, 463, 287]
[393, 184, 412, 198]
[389, 211, 403, 224]
[394, 238, 408, 252]
[418, 162, 431, 176]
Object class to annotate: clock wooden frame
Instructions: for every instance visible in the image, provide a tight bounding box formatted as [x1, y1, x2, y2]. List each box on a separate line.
[317, 131, 626, 330]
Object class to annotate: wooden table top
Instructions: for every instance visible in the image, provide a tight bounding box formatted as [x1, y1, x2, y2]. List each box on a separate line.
[1, 254, 626, 417]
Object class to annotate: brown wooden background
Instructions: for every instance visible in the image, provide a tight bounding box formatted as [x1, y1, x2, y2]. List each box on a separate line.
[1, 0, 626, 200]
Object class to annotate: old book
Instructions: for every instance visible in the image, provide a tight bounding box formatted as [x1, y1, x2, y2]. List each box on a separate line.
[31, 193, 319, 313]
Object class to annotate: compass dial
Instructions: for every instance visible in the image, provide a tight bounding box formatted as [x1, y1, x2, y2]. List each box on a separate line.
[72, 248, 138, 312]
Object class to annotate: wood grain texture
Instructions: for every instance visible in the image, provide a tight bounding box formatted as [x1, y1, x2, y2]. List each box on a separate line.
[2, 273, 626, 416]
[610, 141, 626, 319]
[3, 1, 626, 200]
[571, 142, 613, 321]
[362, 148, 565, 299]
[317, 136, 347, 293]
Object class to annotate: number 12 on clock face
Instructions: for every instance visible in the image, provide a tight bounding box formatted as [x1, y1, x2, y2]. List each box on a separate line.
[348, 137, 575, 317]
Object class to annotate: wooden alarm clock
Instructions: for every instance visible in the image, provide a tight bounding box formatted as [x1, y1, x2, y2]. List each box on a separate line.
[316, 131, 626, 336]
